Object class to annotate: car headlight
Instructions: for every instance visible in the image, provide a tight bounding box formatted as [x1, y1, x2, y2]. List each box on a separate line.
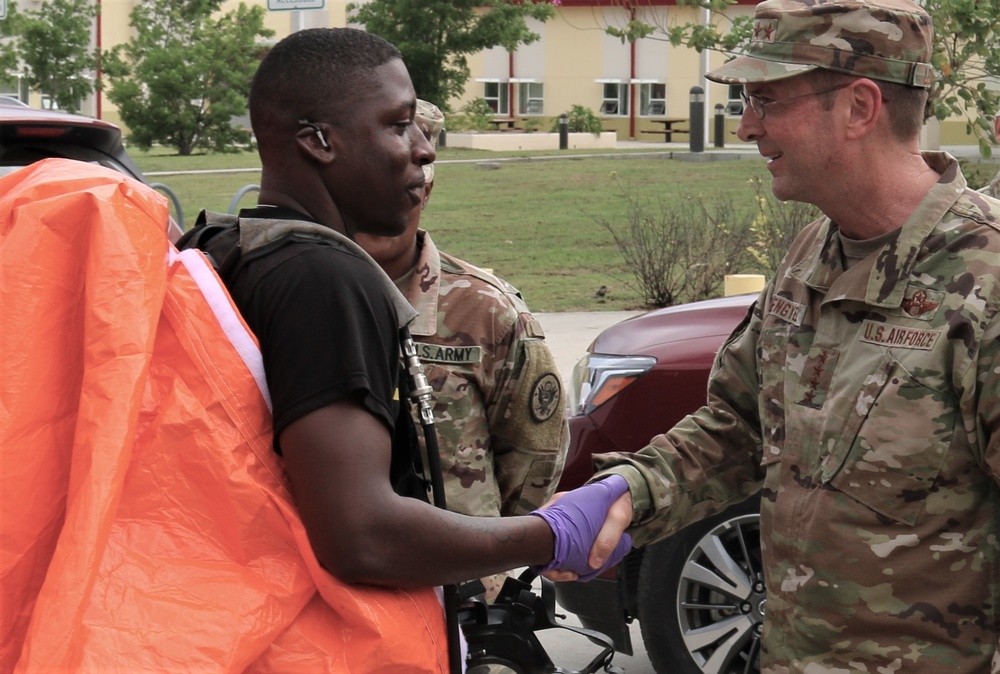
[569, 353, 656, 416]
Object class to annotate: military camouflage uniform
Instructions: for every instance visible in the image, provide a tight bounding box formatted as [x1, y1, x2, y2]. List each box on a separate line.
[705, 0, 935, 88]
[595, 154, 1000, 672]
[399, 230, 568, 597]
[985, 168, 1000, 199]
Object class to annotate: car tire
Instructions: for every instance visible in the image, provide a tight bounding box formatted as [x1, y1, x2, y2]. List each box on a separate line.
[637, 495, 764, 674]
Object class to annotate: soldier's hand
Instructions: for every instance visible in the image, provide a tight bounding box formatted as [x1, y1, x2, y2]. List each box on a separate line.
[530, 476, 633, 581]
[538, 491, 579, 582]
[589, 487, 632, 571]
[539, 485, 633, 582]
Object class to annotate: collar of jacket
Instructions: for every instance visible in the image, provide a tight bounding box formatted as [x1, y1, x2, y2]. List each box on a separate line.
[399, 229, 442, 337]
[789, 152, 964, 309]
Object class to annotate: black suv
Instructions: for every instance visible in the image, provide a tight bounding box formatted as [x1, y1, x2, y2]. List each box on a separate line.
[0, 103, 181, 241]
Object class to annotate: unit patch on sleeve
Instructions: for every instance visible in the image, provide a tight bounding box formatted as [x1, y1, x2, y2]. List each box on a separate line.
[530, 373, 561, 422]
[415, 342, 482, 365]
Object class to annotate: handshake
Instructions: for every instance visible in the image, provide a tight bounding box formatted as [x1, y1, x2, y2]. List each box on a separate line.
[529, 475, 634, 581]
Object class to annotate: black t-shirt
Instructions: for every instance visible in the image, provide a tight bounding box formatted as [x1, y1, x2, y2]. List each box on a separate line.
[215, 206, 425, 499]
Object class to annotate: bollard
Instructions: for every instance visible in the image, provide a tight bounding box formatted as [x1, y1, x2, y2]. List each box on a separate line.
[714, 104, 725, 148]
[439, 127, 447, 148]
[558, 113, 569, 150]
[724, 274, 766, 296]
[689, 86, 704, 153]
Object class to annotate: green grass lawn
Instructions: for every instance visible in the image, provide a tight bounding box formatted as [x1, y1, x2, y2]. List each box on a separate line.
[134, 146, 998, 312]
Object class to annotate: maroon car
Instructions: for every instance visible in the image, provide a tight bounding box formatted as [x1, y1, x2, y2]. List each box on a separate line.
[554, 292, 763, 674]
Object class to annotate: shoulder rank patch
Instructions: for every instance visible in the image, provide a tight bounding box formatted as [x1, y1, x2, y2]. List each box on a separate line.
[415, 342, 482, 365]
[530, 373, 561, 422]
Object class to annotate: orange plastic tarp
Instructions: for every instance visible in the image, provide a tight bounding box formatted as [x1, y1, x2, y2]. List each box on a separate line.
[0, 159, 451, 673]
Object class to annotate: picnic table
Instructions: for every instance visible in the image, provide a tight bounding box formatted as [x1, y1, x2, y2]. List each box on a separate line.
[487, 117, 522, 131]
[640, 117, 689, 142]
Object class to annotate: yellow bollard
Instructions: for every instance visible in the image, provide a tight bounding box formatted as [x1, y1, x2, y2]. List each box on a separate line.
[724, 274, 766, 296]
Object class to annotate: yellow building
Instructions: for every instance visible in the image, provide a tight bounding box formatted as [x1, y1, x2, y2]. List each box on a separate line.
[456, 1, 758, 143]
[2, 0, 989, 146]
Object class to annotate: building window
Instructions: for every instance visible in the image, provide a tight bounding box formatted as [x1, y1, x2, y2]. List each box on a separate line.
[483, 81, 509, 116]
[726, 83, 745, 116]
[517, 82, 544, 115]
[639, 83, 666, 117]
[600, 82, 628, 116]
[0, 75, 28, 105]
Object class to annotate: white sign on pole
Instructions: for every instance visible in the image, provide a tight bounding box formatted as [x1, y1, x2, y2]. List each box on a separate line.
[267, 0, 324, 10]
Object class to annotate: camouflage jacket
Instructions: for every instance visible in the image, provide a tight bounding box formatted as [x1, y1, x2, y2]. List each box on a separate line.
[985, 168, 1000, 199]
[595, 153, 1000, 673]
[401, 231, 568, 518]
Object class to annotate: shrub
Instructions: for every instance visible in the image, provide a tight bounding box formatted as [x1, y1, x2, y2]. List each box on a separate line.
[551, 105, 602, 136]
[596, 182, 757, 308]
[448, 98, 494, 131]
[521, 117, 544, 132]
[960, 160, 1000, 191]
[597, 178, 820, 308]
[744, 177, 819, 277]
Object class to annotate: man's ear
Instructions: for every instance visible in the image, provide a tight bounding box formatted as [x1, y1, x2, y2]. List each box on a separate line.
[844, 79, 882, 140]
[296, 123, 335, 161]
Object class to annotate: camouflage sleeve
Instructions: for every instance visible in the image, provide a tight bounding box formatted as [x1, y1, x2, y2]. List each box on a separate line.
[489, 312, 569, 517]
[981, 168, 1000, 199]
[980, 312, 1000, 483]
[979, 306, 1000, 670]
[593, 297, 767, 548]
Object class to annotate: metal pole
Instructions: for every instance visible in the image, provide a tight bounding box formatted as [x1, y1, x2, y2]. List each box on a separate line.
[558, 113, 569, 150]
[714, 104, 725, 148]
[689, 87, 705, 153]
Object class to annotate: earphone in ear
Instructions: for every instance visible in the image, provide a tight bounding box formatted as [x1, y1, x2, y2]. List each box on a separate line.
[298, 119, 329, 149]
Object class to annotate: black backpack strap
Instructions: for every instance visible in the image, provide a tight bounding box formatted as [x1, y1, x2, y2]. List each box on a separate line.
[176, 210, 241, 273]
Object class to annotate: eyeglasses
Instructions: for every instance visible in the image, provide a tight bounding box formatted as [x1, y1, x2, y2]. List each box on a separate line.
[740, 83, 851, 120]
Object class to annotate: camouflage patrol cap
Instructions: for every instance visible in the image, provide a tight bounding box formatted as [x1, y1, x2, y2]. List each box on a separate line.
[416, 99, 444, 184]
[706, 0, 934, 89]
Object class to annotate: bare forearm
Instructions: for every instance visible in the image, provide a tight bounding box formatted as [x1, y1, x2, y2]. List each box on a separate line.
[322, 499, 554, 587]
[281, 402, 555, 588]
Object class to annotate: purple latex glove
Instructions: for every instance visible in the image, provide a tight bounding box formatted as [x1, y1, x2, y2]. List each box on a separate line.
[529, 475, 633, 581]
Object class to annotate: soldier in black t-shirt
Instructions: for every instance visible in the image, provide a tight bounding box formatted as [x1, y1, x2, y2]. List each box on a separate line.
[200, 26, 633, 643]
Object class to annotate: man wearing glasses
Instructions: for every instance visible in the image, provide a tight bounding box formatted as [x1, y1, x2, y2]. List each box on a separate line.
[576, 0, 1000, 671]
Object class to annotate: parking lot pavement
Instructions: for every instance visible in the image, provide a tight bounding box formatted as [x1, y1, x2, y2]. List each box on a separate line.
[535, 311, 645, 384]
[529, 310, 659, 673]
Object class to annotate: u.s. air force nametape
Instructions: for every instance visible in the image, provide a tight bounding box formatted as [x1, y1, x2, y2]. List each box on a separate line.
[859, 320, 941, 350]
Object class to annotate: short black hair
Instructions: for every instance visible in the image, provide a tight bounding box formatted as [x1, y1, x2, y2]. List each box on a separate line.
[250, 28, 402, 145]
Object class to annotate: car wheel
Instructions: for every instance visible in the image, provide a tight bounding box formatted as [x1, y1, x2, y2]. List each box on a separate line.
[637, 496, 764, 674]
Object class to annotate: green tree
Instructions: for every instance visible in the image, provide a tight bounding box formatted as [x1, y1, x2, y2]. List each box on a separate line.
[102, 0, 272, 155]
[924, 0, 1000, 156]
[609, 0, 1000, 157]
[0, 4, 22, 84]
[348, 0, 556, 109]
[0, 0, 98, 112]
